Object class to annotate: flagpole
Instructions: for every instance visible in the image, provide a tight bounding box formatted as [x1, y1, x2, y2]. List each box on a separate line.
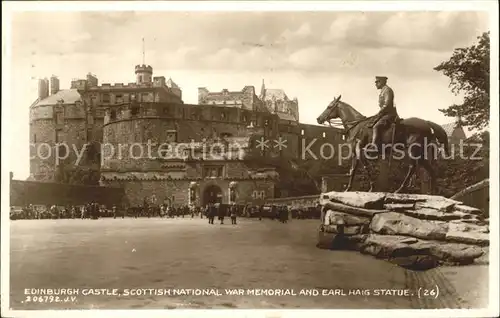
[142, 38, 145, 65]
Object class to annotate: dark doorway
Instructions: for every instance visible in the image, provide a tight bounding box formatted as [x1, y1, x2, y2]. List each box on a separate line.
[202, 185, 223, 206]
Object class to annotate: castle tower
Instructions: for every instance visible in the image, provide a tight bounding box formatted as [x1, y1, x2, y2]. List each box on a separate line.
[135, 65, 153, 84]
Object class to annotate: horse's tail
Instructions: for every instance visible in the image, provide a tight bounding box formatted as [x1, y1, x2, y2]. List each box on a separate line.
[426, 121, 450, 157]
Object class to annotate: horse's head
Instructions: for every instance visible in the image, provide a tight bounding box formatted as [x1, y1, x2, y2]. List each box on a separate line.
[316, 95, 342, 125]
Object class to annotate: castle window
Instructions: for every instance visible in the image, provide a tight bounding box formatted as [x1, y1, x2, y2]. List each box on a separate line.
[252, 190, 266, 199]
[87, 115, 94, 125]
[55, 112, 63, 125]
[220, 112, 226, 120]
[139, 75, 143, 83]
[131, 106, 139, 116]
[301, 129, 305, 136]
[115, 94, 123, 104]
[86, 129, 92, 141]
[102, 94, 110, 103]
[203, 166, 223, 178]
[322, 132, 326, 138]
[57, 144, 67, 157]
[264, 119, 269, 126]
[163, 108, 173, 117]
[242, 115, 247, 122]
[110, 110, 117, 120]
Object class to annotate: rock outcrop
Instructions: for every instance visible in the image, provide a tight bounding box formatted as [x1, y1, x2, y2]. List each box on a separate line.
[318, 191, 489, 270]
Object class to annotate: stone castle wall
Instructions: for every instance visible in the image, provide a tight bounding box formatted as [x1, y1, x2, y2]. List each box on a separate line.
[30, 102, 92, 180]
[100, 178, 274, 207]
[198, 86, 264, 112]
[29, 72, 344, 206]
[30, 100, 345, 180]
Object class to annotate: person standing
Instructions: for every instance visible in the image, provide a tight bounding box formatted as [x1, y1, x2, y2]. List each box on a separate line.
[217, 203, 225, 225]
[230, 204, 237, 225]
[207, 203, 214, 224]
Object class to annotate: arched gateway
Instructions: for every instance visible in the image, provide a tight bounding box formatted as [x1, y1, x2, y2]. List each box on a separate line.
[202, 185, 223, 206]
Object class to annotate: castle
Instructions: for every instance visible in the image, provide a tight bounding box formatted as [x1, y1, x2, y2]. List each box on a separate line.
[29, 64, 343, 207]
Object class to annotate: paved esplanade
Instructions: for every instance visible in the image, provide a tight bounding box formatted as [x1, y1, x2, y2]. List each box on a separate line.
[9, 218, 475, 309]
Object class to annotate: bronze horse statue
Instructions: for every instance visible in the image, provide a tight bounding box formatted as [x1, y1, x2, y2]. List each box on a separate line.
[316, 95, 450, 194]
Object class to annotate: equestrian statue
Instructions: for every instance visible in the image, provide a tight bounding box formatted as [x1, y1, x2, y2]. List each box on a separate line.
[316, 76, 450, 194]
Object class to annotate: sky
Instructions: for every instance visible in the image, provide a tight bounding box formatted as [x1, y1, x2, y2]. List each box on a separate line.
[6, 10, 491, 180]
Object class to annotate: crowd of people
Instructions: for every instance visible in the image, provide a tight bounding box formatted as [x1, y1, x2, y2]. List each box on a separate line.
[10, 202, 322, 222]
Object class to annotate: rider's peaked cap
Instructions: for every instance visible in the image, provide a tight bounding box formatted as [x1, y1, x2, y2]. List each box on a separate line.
[375, 76, 388, 81]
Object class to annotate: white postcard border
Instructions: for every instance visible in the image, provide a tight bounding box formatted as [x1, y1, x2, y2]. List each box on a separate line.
[1, 1, 498, 318]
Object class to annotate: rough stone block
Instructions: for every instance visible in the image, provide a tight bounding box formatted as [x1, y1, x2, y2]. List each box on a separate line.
[384, 203, 416, 211]
[327, 211, 371, 226]
[454, 204, 483, 215]
[323, 224, 368, 235]
[446, 222, 489, 246]
[401, 208, 462, 221]
[370, 212, 449, 240]
[323, 201, 386, 218]
[429, 243, 484, 265]
[322, 191, 386, 209]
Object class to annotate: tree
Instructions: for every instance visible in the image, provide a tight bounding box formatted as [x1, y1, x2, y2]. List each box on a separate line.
[434, 133, 489, 197]
[434, 31, 490, 131]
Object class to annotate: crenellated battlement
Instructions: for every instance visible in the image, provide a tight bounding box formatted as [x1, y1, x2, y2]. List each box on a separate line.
[135, 64, 153, 74]
[103, 102, 282, 126]
[94, 82, 154, 90]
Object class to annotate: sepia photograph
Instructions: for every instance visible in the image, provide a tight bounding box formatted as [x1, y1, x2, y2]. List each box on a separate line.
[1, 1, 498, 317]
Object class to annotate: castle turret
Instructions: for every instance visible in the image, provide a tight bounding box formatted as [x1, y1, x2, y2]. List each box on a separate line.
[50, 75, 60, 95]
[135, 64, 153, 84]
[38, 78, 49, 100]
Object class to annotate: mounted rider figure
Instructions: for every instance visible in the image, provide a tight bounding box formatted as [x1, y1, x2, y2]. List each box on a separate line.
[371, 76, 399, 150]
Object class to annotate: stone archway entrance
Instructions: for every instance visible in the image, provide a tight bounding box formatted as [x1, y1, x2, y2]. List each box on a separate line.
[202, 184, 223, 206]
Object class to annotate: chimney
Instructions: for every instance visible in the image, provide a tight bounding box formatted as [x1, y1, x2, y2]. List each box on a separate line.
[86, 73, 98, 87]
[50, 75, 60, 95]
[38, 78, 49, 100]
